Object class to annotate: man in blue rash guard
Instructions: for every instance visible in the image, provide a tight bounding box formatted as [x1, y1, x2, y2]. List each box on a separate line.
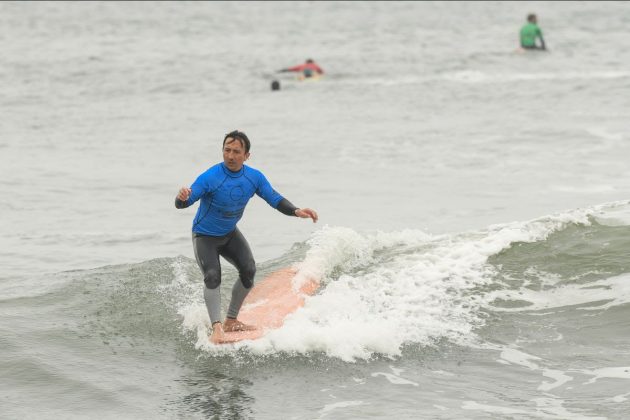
[174, 130, 318, 344]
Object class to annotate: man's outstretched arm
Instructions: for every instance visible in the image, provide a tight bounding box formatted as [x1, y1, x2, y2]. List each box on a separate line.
[175, 187, 192, 209]
[276, 198, 318, 223]
[295, 208, 318, 222]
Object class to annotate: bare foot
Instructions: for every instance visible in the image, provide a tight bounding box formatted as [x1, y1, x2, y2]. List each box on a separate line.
[209, 322, 225, 344]
[223, 318, 257, 332]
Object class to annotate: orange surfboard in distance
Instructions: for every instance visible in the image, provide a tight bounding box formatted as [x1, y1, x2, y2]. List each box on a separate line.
[214, 267, 319, 344]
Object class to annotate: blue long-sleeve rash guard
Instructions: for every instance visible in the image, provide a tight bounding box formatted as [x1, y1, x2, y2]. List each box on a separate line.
[177, 163, 291, 236]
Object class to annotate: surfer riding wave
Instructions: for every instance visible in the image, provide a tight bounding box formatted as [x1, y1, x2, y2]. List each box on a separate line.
[174, 130, 318, 343]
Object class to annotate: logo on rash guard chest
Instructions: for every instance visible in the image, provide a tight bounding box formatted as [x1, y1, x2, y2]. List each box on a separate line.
[230, 186, 245, 201]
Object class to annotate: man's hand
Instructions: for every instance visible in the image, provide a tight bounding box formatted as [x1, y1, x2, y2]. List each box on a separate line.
[295, 208, 318, 223]
[177, 187, 192, 202]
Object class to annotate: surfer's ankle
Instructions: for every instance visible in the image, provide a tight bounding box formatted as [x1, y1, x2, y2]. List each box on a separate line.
[209, 322, 224, 342]
[223, 318, 256, 332]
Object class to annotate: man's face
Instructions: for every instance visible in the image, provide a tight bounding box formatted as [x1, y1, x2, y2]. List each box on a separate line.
[222, 138, 249, 171]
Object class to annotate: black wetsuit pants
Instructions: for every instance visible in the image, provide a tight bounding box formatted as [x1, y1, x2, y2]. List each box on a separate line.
[192, 228, 256, 324]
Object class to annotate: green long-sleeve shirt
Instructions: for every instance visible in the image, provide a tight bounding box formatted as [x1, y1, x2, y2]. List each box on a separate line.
[520, 22, 544, 48]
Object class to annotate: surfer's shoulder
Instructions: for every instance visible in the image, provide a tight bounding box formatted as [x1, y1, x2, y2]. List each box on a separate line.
[200, 162, 226, 178]
[241, 164, 266, 187]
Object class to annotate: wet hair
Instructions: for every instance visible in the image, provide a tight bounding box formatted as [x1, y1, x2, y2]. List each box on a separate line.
[527, 13, 537, 23]
[223, 130, 251, 153]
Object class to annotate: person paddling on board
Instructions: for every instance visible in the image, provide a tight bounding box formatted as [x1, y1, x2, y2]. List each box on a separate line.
[174, 130, 318, 344]
[519, 13, 547, 51]
[278, 58, 324, 79]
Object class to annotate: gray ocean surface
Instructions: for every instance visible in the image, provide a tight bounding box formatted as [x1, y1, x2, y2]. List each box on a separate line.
[2, 1, 630, 419]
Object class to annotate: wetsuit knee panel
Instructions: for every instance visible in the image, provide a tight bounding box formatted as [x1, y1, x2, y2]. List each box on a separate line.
[239, 261, 256, 289]
[203, 268, 221, 289]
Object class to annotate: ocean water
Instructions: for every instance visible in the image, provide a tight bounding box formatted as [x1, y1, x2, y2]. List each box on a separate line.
[2, 1, 630, 419]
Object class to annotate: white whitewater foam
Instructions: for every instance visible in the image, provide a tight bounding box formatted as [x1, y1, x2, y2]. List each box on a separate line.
[291, 226, 434, 290]
[581, 367, 630, 385]
[443, 70, 630, 84]
[463, 399, 606, 420]
[318, 400, 365, 419]
[485, 201, 630, 312]
[610, 392, 630, 403]
[592, 200, 630, 226]
[499, 346, 574, 393]
[179, 202, 630, 360]
[371, 366, 419, 387]
[487, 273, 630, 313]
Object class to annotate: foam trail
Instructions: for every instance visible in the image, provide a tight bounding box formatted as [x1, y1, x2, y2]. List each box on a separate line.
[487, 274, 630, 313]
[443, 70, 630, 84]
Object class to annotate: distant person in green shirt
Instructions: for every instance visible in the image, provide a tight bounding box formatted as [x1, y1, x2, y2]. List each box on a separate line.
[520, 13, 546, 51]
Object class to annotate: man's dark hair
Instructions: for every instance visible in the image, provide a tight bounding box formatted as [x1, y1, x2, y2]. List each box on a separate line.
[527, 13, 537, 23]
[223, 130, 251, 153]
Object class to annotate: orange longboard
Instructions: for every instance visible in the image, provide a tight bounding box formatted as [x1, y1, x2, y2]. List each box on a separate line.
[214, 267, 319, 344]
